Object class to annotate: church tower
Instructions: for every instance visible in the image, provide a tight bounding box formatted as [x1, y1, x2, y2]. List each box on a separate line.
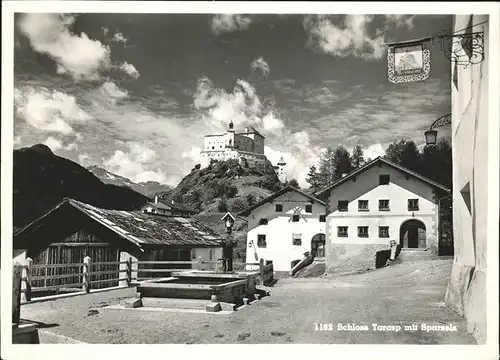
[277, 156, 287, 183]
[226, 120, 235, 148]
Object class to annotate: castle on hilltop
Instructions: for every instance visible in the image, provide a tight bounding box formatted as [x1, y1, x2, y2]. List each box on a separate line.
[199, 121, 287, 183]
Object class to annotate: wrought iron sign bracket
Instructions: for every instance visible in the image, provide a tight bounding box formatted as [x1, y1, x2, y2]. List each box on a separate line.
[429, 113, 452, 130]
[433, 31, 485, 69]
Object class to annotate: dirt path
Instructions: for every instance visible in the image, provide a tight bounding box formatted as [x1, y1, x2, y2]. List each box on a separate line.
[20, 258, 476, 344]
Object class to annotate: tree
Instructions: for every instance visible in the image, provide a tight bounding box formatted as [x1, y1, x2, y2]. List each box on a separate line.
[384, 139, 422, 172]
[306, 165, 321, 193]
[217, 197, 228, 212]
[246, 193, 255, 206]
[318, 147, 336, 188]
[351, 145, 365, 169]
[421, 138, 452, 188]
[288, 179, 300, 189]
[332, 146, 353, 180]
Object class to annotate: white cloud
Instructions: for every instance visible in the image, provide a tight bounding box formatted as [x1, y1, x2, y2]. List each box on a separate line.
[78, 153, 92, 167]
[193, 76, 284, 135]
[265, 131, 325, 188]
[112, 32, 127, 43]
[250, 57, 270, 76]
[18, 14, 111, 81]
[364, 143, 386, 160]
[65, 142, 78, 151]
[385, 15, 415, 29]
[119, 62, 140, 79]
[181, 146, 202, 164]
[99, 81, 129, 103]
[14, 136, 22, 146]
[304, 15, 385, 60]
[14, 86, 91, 135]
[43, 136, 64, 151]
[102, 142, 168, 184]
[211, 14, 251, 35]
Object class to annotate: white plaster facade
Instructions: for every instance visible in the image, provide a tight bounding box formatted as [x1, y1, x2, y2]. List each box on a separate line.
[240, 187, 326, 273]
[199, 124, 268, 168]
[318, 158, 449, 274]
[445, 14, 490, 343]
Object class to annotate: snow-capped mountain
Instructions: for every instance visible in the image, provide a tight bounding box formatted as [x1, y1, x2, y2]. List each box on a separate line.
[87, 165, 173, 199]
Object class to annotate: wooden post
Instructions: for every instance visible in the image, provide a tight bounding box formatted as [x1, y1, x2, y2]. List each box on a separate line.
[12, 265, 23, 324]
[259, 258, 264, 286]
[197, 256, 203, 271]
[127, 257, 133, 285]
[82, 256, 91, 293]
[21, 258, 32, 302]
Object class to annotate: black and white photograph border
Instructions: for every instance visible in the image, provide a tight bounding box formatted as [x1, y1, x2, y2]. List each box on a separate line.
[1, 1, 499, 360]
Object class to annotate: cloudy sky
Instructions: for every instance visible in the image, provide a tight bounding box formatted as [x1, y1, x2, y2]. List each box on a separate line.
[13, 13, 453, 187]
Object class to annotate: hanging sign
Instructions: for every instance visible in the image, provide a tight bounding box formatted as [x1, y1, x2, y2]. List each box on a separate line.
[387, 38, 431, 84]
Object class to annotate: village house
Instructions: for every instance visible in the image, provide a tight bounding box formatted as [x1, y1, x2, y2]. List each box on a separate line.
[141, 196, 198, 217]
[445, 14, 490, 343]
[238, 186, 326, 275]
[13, 198, 223, 290]
[315, 157, 450, 274]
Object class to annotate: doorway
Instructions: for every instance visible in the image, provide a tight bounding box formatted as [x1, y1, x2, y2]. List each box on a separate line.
[400, 219, 426, 248]
[311, 233, 326, 257]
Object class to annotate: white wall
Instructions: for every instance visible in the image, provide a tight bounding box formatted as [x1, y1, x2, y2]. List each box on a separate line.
[325, 163, 440, 249]
[245, 191, 326, 272]
[446, 14, 489, 343]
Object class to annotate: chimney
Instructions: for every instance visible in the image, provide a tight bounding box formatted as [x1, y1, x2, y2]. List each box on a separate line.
[245, 127, 248, 133]
[154, 195, 159, 203]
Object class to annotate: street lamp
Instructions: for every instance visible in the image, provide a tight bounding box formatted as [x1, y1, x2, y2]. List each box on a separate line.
[425, 113, 452, 146]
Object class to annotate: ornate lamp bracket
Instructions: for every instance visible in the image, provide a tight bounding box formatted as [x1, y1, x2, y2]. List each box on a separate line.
[429, 113, 452, 130]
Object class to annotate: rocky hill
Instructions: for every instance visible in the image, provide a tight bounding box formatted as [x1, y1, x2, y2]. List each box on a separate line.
[87, 165, 174, 198]
[13, 144, 150, 229]
[161, 158, 284, 215]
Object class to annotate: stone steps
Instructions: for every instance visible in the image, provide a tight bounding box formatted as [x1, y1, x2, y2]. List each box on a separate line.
[398, 249, 438, 262]
[140, 297, 237, 311]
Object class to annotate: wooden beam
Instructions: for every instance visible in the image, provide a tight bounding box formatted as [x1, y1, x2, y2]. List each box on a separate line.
[48, 242, 111, 247]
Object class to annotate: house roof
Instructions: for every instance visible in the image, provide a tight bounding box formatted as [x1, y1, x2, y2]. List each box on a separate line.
[277, 156, 286, 165]
[221, 212, 235, 221]
[142, 201, 197, 214]
[142, 201, 172, 211]
[14, 198, 222, 251]
[315, 156, 450, 198]
[238, 186, 326, 217]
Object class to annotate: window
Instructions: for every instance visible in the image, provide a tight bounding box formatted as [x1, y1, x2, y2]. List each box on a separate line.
[338, 226, 348, 237]
[209, 248, 214, 260]
[358, 200, 369, 211]
[305, 204, 312, 213]
[292, 215, 300, 222]
[338, 200, 348, 212]
[275, 204, 283, 212]
[379, 226, 389, 238]
[358, 226, 369, 238]
[292, 233, 302, 246]
[379, 174, 390, 185]
[379, 199, 390, 211]
[212, 146, 214, 149]
[259, 218, 268, 225]
[319, 214, 326, 222]
[257, 235, 267, 248]
[408, 199, 419, 211]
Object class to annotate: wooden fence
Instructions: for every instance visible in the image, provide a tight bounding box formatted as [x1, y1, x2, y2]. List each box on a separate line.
[17, 255, 274, 302]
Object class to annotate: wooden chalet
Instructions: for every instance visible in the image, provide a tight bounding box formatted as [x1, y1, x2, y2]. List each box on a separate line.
[14, 198, 223, 291]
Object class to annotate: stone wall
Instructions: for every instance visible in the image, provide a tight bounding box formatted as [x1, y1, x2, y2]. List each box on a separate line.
[326, 244, 390, 275]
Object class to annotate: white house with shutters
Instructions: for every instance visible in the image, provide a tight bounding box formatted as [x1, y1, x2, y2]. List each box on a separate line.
[238, 186, 327, 274]
[315, 157, 450, 274]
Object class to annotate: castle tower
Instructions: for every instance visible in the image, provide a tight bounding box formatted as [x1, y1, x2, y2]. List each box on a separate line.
[226, 120, 235, 148]
[277, 156, 287, 183]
